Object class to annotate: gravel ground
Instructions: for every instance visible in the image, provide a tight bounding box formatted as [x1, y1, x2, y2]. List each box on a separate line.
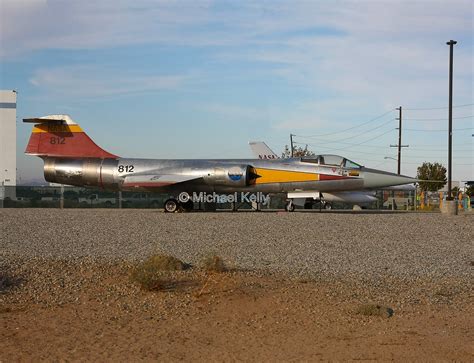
[1, 209, 473, 361]
[1, 209, 472, 280]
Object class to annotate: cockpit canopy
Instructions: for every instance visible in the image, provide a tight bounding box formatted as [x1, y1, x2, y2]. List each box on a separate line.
[301, 154, 362, 169]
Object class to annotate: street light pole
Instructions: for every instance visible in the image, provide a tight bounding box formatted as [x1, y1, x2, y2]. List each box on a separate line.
[290, 133, 294, 157]
[446, 40, 457, 200]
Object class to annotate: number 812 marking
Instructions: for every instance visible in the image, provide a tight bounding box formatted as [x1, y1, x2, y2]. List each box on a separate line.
[50, 137, 65, 145]
[118, 165, 134, 173]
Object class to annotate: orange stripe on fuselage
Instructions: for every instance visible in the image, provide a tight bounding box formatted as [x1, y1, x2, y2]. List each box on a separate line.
[32, 124, 84, 133]
[254, 168, 319, 184]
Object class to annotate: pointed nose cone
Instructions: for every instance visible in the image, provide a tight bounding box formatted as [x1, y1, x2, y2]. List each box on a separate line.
[362, 168, 418, 189]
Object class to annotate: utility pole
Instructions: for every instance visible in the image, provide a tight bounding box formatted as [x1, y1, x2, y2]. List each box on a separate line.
[390, 106, 408, 175]
[446, 40, 457, 200]
[396, 106, 402, 174]
[290, 133, 294, 157]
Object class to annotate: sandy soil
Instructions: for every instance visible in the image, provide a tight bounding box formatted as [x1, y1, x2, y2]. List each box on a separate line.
[1, 261, 473, 362]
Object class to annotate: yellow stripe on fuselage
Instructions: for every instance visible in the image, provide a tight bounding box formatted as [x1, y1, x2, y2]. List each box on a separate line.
[254, 168, 319, 184]
[32, 124, 84, 133]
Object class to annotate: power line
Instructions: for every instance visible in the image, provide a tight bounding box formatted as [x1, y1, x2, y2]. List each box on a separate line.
[401, 155, 473, 159]
[294, 119, 396, 147]
[405, 127, 474, 132]
[299, 118, 396, 144]
[404, 115, 473, 121]
[408, 142, 473, 147]
[309, 146, 472, 158]
[408, 147, 472, 151]
[404, 103, 474, 111]
[291, 138, 472, 150]
[295, 128, 396, 152]
[293, 109, 395, 138]
[307, 146, 393, 156]
[386, 160, 473, 166]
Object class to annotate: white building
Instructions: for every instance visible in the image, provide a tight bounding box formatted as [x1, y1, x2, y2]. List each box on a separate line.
[0, 90, 17, 199]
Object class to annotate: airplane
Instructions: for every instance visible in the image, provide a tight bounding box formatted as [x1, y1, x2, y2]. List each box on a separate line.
[249, 141, 380, 209]
[23, 114, 416, 212]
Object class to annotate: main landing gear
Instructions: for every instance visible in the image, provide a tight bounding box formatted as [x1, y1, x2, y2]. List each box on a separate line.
[163, 198, 194, 213]
[285, 198, 332, 212]
[285, 200, 295, 212]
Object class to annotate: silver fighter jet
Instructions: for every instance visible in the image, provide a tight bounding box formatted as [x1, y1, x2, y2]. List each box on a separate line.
[24, 115, 416, 212]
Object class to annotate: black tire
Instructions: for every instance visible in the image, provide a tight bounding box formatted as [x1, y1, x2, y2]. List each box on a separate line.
[324, 202, 332, 210]
[164, 198, 179, 213]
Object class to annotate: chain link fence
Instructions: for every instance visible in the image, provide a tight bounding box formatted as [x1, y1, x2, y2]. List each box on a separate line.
[2, 185, 460, 211]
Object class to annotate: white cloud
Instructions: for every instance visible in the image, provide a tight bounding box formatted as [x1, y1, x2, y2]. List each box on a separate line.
[0, 0, 217, 58]
[29, 65, 190, 97]
[4, 0, 473, 179]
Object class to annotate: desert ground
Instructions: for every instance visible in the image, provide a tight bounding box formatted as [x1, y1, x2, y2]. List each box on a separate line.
[1, 209, 473, 361]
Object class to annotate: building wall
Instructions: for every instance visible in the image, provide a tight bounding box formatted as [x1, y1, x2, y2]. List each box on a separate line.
[0, 90, 17, 188]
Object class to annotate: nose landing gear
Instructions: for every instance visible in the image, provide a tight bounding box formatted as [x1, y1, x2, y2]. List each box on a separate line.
[163, 198, 194, 213]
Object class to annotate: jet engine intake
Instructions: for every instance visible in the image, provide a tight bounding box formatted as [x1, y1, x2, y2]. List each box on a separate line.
[204, 165, 259, 187]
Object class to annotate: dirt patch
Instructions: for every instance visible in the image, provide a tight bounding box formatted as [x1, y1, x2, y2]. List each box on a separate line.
[0, 260, 473, 361]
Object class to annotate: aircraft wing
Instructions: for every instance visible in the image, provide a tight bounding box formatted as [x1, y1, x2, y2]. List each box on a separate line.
[249, 141, 279, 160]
[288, 191, 377, 204]
[122, 174, 201, 188]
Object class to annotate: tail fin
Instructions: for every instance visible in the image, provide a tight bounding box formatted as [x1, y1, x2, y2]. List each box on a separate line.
[248, 141, 279, 160]
[24, 115, 117, 159]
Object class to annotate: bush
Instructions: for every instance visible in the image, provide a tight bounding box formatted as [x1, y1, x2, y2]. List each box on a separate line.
[356, 304, 394, 318]
[141, 254, 186, 271]
[130, 254, 186, 291]
[0, 270, 21, 292]
[201, 254, 227, 273]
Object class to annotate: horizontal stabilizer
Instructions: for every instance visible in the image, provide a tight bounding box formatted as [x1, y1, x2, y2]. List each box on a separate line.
[23, 114, 77, 125]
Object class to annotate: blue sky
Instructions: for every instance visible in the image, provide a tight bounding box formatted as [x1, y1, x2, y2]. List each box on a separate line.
[0, 0, 472, 183]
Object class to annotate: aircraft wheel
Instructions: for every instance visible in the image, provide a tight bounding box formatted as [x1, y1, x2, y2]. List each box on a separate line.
[164, 198, 179, 213]
[324, 202, 332, 210]
[285, 201, 295, 212]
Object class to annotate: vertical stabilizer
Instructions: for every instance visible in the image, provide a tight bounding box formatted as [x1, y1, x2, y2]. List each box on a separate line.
[24, 115, 117, 159]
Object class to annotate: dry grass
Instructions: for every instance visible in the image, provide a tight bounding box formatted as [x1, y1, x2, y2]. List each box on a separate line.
[130, 254, 187, 291]
[201, 254, 227, 273]
[434, 286, 457, 298]
[356, 304, 394, 318]
[0, 270, 22, 293]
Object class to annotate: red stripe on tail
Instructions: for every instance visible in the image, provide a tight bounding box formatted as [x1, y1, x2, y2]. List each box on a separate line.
[25, 124, 117, 159]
